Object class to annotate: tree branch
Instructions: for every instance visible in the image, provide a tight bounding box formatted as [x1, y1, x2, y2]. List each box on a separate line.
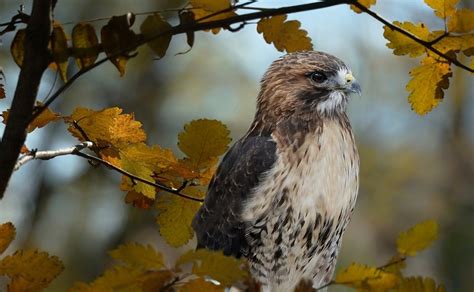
[14, 141, 93, 170]
[14, 141, 204, 202]
[349, 0, 474, 73]
[0, 0, 52, 199]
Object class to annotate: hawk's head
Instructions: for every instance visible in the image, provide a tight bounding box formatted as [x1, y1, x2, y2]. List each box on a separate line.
[257, 51, 361, 118]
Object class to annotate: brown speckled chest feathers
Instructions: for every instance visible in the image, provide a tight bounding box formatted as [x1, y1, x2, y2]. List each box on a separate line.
[192, 51, 361, 291]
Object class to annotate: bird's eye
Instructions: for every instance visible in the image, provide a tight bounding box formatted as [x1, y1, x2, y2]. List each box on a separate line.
[309, 72, 327, 83]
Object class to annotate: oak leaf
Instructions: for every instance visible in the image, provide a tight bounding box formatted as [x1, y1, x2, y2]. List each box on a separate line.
[397, 219, 438, 256]
[51, 22, 69, 82]
[178, 119, 230, 170]
[335, 263, 399, 290]
[11, 29, 26, 67]
[406, 57, 452, 115]
[0, 249, 64, 291]
[109, 243, 164, 270]
[67, 107, 146, 148]
[383, 22, 430, 57]
[0, 222, 15, 254]
[156, 193, 201, 247]
[350, 0, 377, 13]
[72, 23, 100, 69]
[1, 104, 60, 133]
[424, 0, 458, 19]
[190, 0, 236, 34]
[448, 8, 474, 33]
[70, 266, 142, 291]
[101, 14, 138, 76]
[140, 14, 172, 58]
[395, 276, 445, 292]
[176, 249, 248, 287]
[257, 15, 313, 53]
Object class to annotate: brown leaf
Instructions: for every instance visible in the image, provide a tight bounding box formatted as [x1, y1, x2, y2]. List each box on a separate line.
[100, 14, 138, 76]
[51, 22, 69, 82]
[0, 222, 15, 254]
[125, 191, 154, 209]
[140, 14, 172, 58]
[11, 29, 26, 67]
[72, 23, 100, 69]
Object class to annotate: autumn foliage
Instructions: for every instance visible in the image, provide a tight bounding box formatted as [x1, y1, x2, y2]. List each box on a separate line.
[1, 0, 473, 291]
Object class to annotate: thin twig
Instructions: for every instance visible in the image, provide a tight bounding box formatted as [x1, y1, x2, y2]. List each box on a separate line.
[74, 151, 204, 202]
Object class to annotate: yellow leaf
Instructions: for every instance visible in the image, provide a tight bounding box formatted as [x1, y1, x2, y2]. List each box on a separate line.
[448, 8, 474, 33]
[51, 22, 69, 82]
[109, 243, 164, 270]
[156, 193, 201, 247]
[72, 23, 100, 69]
[424, 0, 458, 19]
[100, 14, 138, 76]
[125, 191, 155, 209]
[141, 270, 174, 292]
[178, 119, 231, 170]
[190, 0, 236, 34]
[429, 31, 474, 55]
[67, 107, 146, 148]
[350, 0, 376, 13]
[179, 278, 224, 292]
[0, 249, 64, 291]
[335, 263, 399, 290]
[120, 152, 156, 199]
[257, 15, 313, 53]
[395, 276, 445, 292]
[397, 219, 438, 256]
[29, 104, 61, 132]
[176, 249, 248, 287]
[70, 266, 142, 292]
[0, 222, 15, 254]
[406, 57, 452, 115]
[11, 29, 26, 67]
[2, 104, 61, 133]
[383, 22, 430, 57]
[140, 14, 172, 58]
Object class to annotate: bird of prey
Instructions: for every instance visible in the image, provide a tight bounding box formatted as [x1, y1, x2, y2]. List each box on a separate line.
[192, 51, 361, 291]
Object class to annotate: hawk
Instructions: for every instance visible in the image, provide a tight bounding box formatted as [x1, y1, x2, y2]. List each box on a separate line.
[192, 51, 361, 291]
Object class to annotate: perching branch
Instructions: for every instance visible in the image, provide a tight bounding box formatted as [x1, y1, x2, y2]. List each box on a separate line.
[14, 141, 204, 202]
[14, 141, 93, 170]
[0, 0, 52, 199]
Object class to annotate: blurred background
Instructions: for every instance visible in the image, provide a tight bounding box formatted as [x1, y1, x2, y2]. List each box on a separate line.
[0, 0, 473, 291]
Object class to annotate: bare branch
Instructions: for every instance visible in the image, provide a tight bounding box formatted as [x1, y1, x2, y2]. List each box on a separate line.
[14, 141, 204, 202]
[14, 142, 93, 170]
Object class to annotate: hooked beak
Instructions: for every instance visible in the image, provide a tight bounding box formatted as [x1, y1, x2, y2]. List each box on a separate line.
[345, 73, 362, 96]
[349, 80, 362, 96]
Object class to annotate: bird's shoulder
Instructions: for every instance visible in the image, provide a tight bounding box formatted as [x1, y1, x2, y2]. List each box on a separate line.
[192, 133, 278, 257]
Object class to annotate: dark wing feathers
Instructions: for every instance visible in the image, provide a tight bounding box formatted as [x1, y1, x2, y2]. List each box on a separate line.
[192, 134, 277, 257]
